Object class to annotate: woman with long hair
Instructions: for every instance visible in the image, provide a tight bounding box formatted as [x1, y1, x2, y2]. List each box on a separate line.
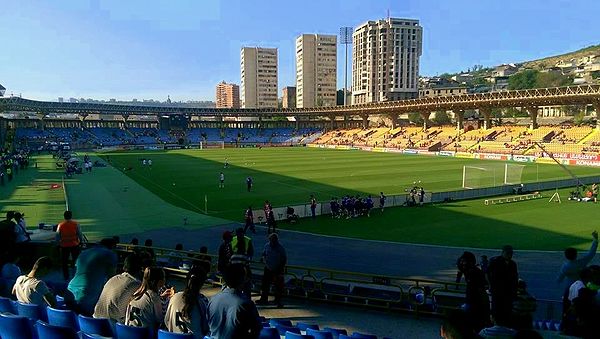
[125, 267, 170, 336]
[164, 267, 209, 338]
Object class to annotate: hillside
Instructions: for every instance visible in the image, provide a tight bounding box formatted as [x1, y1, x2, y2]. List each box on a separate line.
[522, 44, 600, 70]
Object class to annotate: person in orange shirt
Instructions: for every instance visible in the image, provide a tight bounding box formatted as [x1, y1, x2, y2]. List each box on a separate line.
[56, 210, 83, 280]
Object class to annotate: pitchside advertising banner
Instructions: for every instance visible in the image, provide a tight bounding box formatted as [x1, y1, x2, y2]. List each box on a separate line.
[536, 152, 600, 161]
[475, 153, 509, 161]
[437, 151, 456, 157]
[511, 155, 536, 163]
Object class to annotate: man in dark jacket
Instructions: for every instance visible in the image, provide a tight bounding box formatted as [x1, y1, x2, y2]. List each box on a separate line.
[487, 245, 519, 323]
[257, 233, 287, 308]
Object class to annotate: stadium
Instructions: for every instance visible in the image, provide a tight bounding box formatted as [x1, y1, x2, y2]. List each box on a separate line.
[2, 3, 600, 339]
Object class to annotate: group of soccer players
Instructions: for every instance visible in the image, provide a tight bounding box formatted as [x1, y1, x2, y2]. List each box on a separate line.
[329, 192, 386, 219]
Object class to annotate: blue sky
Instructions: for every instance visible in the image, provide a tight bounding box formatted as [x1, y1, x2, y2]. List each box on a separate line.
[1, 0, 598, 102]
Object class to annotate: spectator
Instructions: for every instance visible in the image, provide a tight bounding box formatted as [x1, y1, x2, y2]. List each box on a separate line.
[266, 208, 277, 234]
[440, 310, 480, 339]
[512, 280, 537, 330]
[1, 253, 21, 297]
[143, 239, 156, 261]
[257, 233, 287, 308]
[192, 246, 211, 275]
[0, 211, 17, 262]
[56, 210, 83, 280]
[558, 230, 597, 325]
[217, 231, 233, 274]
[567, 267, 593, 303]
[68, 238, 118, 315]
[168, 243, 185, 268]
[93, 254, 143, 325]
[125, 267, 170, 336]
[244, 206, 255, 234]
[457, 251, 490, 332]
[164, 267, 209, 338]
[12, 256, 56, 308]
[487, 245, 518, 323]
[207, 263, 261, 339]
[13, 212, 30, 244]
[231, 228, 253, 260]
[478, 314, 517, 338]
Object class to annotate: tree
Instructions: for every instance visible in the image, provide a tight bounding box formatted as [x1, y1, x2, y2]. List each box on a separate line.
[536, 72, 572, 88]
[408, 112, 424, 125]
[591, 71, 600, 80]
[432, 111, 451, 125]
[508, 70, 538, 90]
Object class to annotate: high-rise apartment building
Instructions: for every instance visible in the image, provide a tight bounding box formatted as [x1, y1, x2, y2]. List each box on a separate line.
[352, 18, 422, 104]
[282, 86, 296, 109]
[241, 47, 278, 108]
[295, 34, 337, 108]
[215, 81, 240, 108]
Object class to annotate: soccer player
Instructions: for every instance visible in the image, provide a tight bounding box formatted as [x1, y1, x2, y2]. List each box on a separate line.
[379, 192, 386, 212]
[219, 172, 225, 188]
[366, 195, 374, 217]
[142, 159, 147, 167]
[246, 176, 253, 192]
[224, 158, 229, 169]
[148, 159, 152, 168]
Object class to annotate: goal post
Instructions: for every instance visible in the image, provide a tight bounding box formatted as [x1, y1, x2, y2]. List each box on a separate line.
[504, 163, 526, 185]
[462, 165, 497, 189]
[199, 141, 225, 149]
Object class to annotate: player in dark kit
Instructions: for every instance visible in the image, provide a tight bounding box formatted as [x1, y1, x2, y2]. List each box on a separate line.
[379, 192, 386, 212]
[244, 207, 256, 234]
[246, 176, 253, 192]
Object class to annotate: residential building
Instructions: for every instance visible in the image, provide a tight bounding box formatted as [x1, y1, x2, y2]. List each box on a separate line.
[215, 81, 240, 108]
[240, 47, 278, 108]
[352, 17, 423, 104]
[493, 64, 518, 77]
[295, 34, 337, 108]
[282, 86, 296, 109]
[419, 86, 467, 98]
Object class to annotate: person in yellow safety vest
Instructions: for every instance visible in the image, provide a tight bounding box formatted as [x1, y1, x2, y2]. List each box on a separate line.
[231, 228, 254, 260]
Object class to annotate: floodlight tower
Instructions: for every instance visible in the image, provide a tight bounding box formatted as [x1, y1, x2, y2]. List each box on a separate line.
[339, 27, 353, 106]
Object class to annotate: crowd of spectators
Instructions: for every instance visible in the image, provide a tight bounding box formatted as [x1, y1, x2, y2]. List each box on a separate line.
[0, 149, 29, 185]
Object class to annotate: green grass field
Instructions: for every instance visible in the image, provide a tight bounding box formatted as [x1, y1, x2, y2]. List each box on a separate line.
[3, 148, 599, 250]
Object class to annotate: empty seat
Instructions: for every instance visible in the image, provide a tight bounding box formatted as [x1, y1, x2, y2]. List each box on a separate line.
[259, 327, 280, 339]
[296, 322, 319, 331]
[276, 325, 301, 336]
[16, 301, 46, 321]
[115, 322, 151, 339]
[78, 314, 113, 337]
[323, 327, 348, 338]
[306, 328, 334, 339]
[80, 333, 114, 339]
[158, 329, 195, 338]
[285, 333, 315, 339]
[0, 313, 37, 339]
[36, 320, 79, 339]
[46, 306, 79, 330]
[269, 318, 293, 327]
[351, 332, 377, 339]
[0, 296, 14, 313]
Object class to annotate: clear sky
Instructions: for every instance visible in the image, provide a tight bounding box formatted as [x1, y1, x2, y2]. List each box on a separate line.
[1, 0, 598, 102]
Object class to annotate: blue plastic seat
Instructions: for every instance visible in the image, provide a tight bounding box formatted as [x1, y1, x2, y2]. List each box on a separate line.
[80, 333, 114, 339]
[158, 329, 195, 338]
[259, 326, 280, 339]
[351, 332, 377, 339]
[17, 301, 47, 321]
[296, 322, 319, 331]
[115, 322, 151, 339]
[36, 320, 79, 339]
[285, 333, 314, 339]
[0, 296, 14, 313]
[307, 328, 334, 339]
[0, 313, 36, 339]
[276, 325, 301, 336]
[323, 327, 348, 338]
[78, 314, 113, 337]
[46, 306, 79, 330]
[269, 318, 293, 327]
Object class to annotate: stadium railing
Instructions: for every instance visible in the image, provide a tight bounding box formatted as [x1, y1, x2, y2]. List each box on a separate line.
[113, 244, 562, 321]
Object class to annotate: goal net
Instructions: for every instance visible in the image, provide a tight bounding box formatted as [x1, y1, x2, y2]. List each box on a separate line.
[504, 163, 526, 185]
[199, 141, 225, 149]
[462, 166, 497, 189]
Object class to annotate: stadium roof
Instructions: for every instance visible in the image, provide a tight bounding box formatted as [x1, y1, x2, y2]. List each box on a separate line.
[0, 83, 5, 97]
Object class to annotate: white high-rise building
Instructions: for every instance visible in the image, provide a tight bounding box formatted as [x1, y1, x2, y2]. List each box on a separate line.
[241, 47, 278, 108]
[295, 34, 337, 108]
[352, 18, 423, 104]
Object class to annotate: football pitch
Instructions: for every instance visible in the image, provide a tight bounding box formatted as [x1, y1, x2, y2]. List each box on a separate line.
[93, 147, 600, 250]
[3, 148, 599, 250]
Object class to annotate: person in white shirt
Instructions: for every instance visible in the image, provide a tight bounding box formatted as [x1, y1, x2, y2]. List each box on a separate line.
[568, 267, 593, 302]
[148, 159, 152, 168]
[125, 267, 172, 336]
[13, 212, 30, 243]
[219, 172, 225, 188]
[12, 256, 56, 308]
[164, 267, 209, 338]
[94, 254, 143, 324]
